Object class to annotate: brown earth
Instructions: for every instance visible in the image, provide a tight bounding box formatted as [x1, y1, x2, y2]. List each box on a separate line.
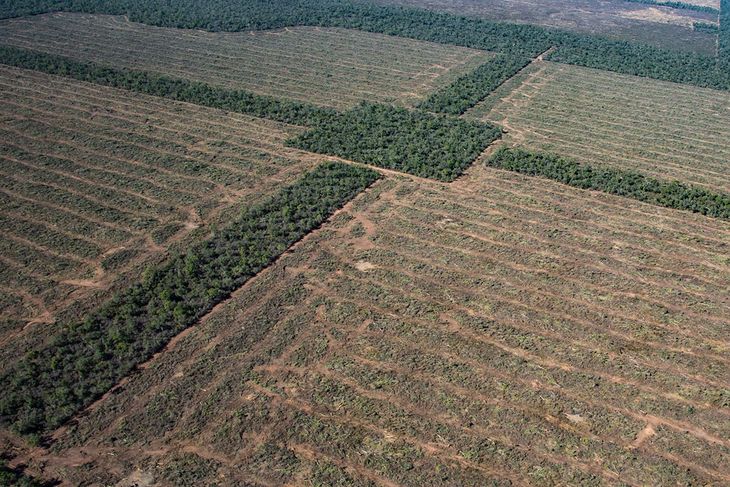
[8, 150, 728, 485]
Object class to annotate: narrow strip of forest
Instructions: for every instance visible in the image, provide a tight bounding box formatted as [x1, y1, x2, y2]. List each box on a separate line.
[0, 162, 380, 441]
[486, 147, 730, 219]
[418, 53, 534, 115]
[0, 46, 337, 126]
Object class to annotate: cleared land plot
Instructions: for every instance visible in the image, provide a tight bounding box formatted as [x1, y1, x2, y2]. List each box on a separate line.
[33, 166, 730, 486]
[374, 0, 719, 54]
[682, 0, 721, 7]
[0, 65, 315, 350]
[468, 61, 730, 194]
[0, 13, 493, 110]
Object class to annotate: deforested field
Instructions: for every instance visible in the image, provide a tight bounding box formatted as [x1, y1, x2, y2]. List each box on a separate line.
[38, 165, 730, 486]
[0, 64, 314, 353]
[468, 61, 730, 194]
[0, 13, 493, 110]
[373, 0, 719, 54]
[2, 1, 730, 485]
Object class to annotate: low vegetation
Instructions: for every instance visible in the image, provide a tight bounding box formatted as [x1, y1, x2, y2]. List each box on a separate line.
[49, 176, 730, 485]
[289, 103, 501, 181]
[0, 162, 380, 440]
[1, 0, 728, 89]
[471, 61, 730, 193]
[1, 2, 729, 485]
[0, 14, 491, 110]
[486, 147, 730, 219]
[419, 54, 532, 115]
[0, 46, 336, 126]
[0, 64, 315, 362]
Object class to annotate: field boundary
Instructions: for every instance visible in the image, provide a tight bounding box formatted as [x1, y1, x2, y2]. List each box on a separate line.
[486, 147, 730, 219]
[0, 163, 380, 441]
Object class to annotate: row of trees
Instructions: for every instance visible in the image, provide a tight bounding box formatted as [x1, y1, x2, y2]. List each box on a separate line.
[2, 0, 728, 88]
[419, 54, 532, 115]
[720, 0, 730, 71]
[0, 162, 380, 439]
[694, 21, 719, 34]
[547, 36, 730, 90]
[289, 103, 502, 182]
[487, 147, 730, 219]
[0, 46, 337, 126]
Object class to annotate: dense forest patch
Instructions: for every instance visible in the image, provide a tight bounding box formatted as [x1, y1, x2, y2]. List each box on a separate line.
[289, 103, 502, 181]
[468, 61, 730, 193]
[720, 0, 730, 70]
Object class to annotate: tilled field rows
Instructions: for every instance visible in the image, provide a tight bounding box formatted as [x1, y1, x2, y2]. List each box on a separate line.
[0, 13, 493, 110]
[49, 168, 730, 486]
[0, 65, 314, 338]
[468, 61, 730, 194]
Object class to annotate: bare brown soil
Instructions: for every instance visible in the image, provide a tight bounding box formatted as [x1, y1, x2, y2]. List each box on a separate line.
[9, 155, 728, 485]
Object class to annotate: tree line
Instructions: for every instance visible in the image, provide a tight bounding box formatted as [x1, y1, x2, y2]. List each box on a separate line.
[547, 36, 730, 90]
[419, 54, 532, 115]
[694, 21, 719, 34]
[0, 162, 380, 440]
[486, 147, 730, 219]
[289, 103, 502, 182]
[2, 0, 729, 89]
[720, 0, 730, 71]
[0, 46, 337, 126]
[0, 460, 49, 487]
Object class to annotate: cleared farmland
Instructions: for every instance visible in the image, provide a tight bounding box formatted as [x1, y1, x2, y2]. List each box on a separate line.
[0, 65, 315, 358]
[373, 0, 718, 54]
[468, 61, 730, 194]
[27, 164, 730, 486]
[0, 13, 493, 110]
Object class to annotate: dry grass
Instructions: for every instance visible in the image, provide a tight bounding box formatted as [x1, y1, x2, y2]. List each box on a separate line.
[27, 163, 730, 486]
[0, 13, 493, 110]
[0, 65, 316, 364]
[467, 61, 730, 194]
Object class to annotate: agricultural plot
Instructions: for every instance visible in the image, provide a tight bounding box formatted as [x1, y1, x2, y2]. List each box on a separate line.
[468, 61, 730, 194]
[0, 13, 493, 110]
[29, 166, 730, 486]
[0, 65, 315, 361]
[373, 0, 719, 54]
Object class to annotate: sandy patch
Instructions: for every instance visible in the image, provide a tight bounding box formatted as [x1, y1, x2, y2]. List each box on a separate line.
[619, 7, 697, 28]
[355, 261, 376, 272]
